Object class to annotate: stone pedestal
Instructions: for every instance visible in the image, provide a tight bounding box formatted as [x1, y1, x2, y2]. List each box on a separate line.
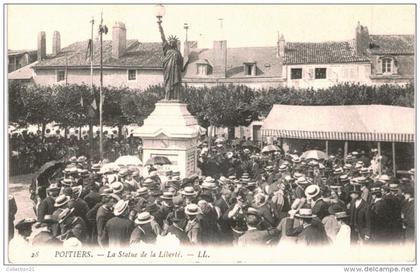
[132, 101, 201, 178]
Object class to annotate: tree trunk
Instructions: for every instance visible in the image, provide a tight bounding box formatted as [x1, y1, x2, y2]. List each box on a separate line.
[41, 122, 46, 141]
[89, 122, 94, 161]
[207, 125, 213, 150]
[228, 126, 235, 140]
[118, 124, 123, 139]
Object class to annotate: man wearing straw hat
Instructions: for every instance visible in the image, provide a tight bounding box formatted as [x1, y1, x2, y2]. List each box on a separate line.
[130, 212, 160, 245]
[103, 200, 134, 248]
[184, 204, 202, 245]
[285, 208, 329, 246]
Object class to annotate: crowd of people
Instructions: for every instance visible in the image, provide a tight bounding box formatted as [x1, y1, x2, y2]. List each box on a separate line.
[9, 129, 142, 176]
[8, 139, 415, 254]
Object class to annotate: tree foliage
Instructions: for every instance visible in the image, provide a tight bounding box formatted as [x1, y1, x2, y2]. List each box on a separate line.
[8, 81, 414, 133]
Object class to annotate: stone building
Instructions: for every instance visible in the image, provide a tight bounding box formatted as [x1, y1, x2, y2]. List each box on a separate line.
[31, 23, 164, 89]
[8, 49, 37, 73]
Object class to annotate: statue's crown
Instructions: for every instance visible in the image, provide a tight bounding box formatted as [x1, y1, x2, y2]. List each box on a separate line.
[168, 35, 179, 43]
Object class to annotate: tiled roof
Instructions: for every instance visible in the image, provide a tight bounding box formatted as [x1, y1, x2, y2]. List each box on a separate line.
[184, 40, 370, 78]
[185, 46, 283, 78]
[283, 41, 370, 65]
[368, 35, 414, 55]
[34, 40, 164, 69]
[8, 62, 37, 80]
[8, 49, 37, 57]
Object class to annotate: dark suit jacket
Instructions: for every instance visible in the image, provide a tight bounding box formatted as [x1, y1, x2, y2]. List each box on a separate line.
[167, 224, 189, 245]
[402, 199, 414, 241]
[237, 228, 276, 246]
[285, 218, 329, 246]
[349, 199, 371, 238]
[370, 199, 392, 242]
[104, 216, 134, 248]
[312, 199, 329, 220]
[37, 196, 55, 222]
[215, 198, 229, 215]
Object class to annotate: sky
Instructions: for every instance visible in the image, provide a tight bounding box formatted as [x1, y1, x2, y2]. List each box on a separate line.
[7, 4, 415, 52]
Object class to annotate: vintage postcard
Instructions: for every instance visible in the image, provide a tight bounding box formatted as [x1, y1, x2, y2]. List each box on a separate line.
[4, 3, 416, 266]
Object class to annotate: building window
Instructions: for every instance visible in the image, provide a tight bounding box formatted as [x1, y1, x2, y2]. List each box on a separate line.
[128, 69, 137, 81]
[56, 70, 65, 82]
[315, 68, 327, 79]
[197, 64, 208, 76]
[291, 68, 302, 79]
[382, 58, 392, 74]
[244, 62, 257, 76]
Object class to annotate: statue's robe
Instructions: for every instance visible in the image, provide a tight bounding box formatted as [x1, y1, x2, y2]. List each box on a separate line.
[162, 41, 183, 100]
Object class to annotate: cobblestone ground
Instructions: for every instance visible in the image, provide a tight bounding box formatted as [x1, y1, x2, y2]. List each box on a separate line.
[8, 174, 36, 223]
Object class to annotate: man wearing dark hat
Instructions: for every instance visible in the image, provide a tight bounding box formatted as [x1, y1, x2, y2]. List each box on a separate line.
[83, 181, 102, 210]
[225, 194, 248, 244]
[96, 190, 117, 247]
[58, 207, 88, 244]
[215, 188, 233, 244]
[322, 204, 342, 242]
[12, 218, 36, 244]
[9, 218, 36, 261]
[383, 183, 403, 243]
[37, 183, 61, 223]
[197, 199, 220, 245]
[369, 186, 392, 243]
[237, 208, 279, 246]
[67, 186, 90, 223]
[349, 184, 371, 244]
[146, 202, 165, 229]
[31, 215, 61, 246]
[166, 208, 189, 245]
[8, 195, 17, 241]
[401, 186, 414, 243]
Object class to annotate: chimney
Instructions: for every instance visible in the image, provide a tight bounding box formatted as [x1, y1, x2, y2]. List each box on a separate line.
[52, 31, 61, 56]
[213, 40, 227, 77]
[277, 33, 285, 58]
[213, 19, 227, 77]
[37, 31, 46, 61]
[355, 21, 369, 56]
[112, 21, 126, 59]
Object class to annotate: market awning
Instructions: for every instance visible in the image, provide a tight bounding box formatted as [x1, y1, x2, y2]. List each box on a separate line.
[262, 104, 415, 143]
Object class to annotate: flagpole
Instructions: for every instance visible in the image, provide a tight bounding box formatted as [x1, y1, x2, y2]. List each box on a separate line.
[99, 12, 104, 160]
[89, 17, 94, 161]
[90, 17, 94, 89]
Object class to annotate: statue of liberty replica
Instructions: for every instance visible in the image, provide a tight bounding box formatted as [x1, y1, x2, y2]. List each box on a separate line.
[157, 18, 183, 101]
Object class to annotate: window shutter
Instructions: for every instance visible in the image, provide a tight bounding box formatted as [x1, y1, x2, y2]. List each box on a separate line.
[375, 57, 382, 75]
[393, 59, 399, 75]
[306, 68, 314, 79]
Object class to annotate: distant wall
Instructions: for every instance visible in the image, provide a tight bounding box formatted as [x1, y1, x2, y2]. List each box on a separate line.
[34, 68, 163, 89]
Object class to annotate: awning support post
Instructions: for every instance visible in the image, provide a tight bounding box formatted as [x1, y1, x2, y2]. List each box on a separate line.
[378, 142, 382, 175]
[325, 140, 329, 156]
[344, 141, 348, 162]
[392, 142, 396, 176]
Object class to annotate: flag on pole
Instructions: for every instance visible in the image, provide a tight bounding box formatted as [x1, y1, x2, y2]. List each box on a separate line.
[86, 39, 93, 61]
[91, 97, 97, 110]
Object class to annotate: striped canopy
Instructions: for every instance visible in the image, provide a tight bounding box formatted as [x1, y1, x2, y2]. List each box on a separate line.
[262, 105, 415, 143]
